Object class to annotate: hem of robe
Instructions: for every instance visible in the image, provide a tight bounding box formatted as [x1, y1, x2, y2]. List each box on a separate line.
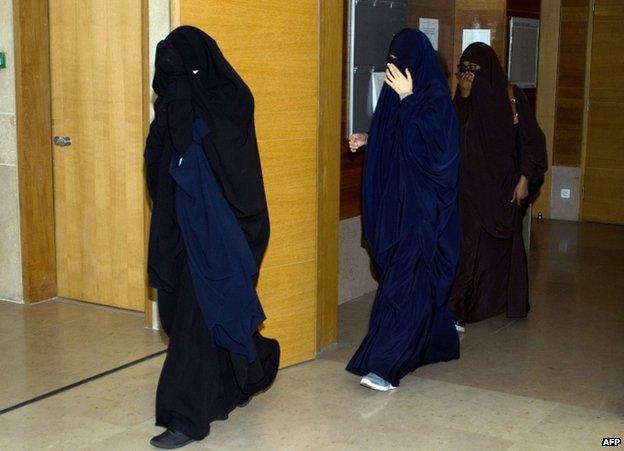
[156, 335, 280, 441]
[449, 214, 530, 324]
[346, 305, 460, 387]
[155, 258, 280, 441]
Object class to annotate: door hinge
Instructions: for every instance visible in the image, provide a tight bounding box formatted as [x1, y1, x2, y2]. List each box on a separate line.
[586, 100, 591, 112]
[592, 0, 596, 12]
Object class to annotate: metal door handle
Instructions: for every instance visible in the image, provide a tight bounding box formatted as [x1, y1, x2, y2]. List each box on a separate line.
[53, 136, 72, 147]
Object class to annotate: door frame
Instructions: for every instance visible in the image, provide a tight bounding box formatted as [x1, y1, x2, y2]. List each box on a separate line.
[13, 0, 56, 303]
[13, 0, 154, 323]
[579, 0, 595, 222]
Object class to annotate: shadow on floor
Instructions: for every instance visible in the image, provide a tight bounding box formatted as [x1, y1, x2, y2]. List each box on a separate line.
[322, 220, 624, 414]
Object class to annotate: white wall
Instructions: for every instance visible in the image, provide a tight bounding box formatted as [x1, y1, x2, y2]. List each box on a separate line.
[0, 0, 24, 303]
[149, 0, 171, 115]
[339, 216, 378, 304]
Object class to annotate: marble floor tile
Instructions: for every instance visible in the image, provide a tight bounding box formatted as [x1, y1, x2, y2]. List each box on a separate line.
[0, 406, 126, 450]
[521, 404, 624, 450]
[0, 299, 166, 410]
[0, 219, 622, 450]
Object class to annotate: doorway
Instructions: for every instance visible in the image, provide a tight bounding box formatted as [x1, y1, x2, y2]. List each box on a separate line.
[2, 0, 165, 414]
[49, 0, 149, 311]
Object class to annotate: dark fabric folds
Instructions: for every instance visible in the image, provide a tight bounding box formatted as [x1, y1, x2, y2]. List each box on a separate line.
[147, 26, 269, 293]
[448, 43, 548, 322]
[169, 120, 266, 362]
[145, 25, 279, 439]
[155, 253, 279, 440]
[452, 43, 547, 240]
[347, 29, 461, 386]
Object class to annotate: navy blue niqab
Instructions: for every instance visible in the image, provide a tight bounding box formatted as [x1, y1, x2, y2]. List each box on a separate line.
[347, 29, 461, 385]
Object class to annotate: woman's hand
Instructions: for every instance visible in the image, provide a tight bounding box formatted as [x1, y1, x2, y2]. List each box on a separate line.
[456, 71, 474, 98]
[349, 133, 368, 153]
[512, 176, 529, 205]
[385, 63, 413, 100]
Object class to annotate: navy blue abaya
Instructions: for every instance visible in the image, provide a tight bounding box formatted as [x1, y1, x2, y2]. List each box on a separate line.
[146, 27, 279, 440]
[347, 29, 461, 386]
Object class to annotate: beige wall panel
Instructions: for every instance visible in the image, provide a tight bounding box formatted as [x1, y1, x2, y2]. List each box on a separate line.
[256, 260, 317, 367]
[259, 139, 317, 269]
[255, 111, 316, 142]
[317, 0, 343, 349]
[179, 0, 321, 365]
[553, 0, 590, 168]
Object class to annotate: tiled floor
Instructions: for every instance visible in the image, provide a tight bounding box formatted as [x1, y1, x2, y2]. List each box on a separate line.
[0, 299, 167, 411]
[0, 220, 622, 450]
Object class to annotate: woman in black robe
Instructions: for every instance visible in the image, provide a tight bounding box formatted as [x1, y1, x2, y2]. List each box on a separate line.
[448, 43, 548, 327]
[144, 26, 279, 448]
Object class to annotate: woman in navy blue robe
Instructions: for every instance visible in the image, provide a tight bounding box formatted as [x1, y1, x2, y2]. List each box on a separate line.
[448, 44, 548, 326]
[347, 29, 461, 390]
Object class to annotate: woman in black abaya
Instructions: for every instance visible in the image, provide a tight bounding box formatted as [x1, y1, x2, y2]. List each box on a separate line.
[144, 26, 279, 449]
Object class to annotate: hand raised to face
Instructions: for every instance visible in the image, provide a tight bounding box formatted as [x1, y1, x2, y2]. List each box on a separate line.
[385, 63, 413, 100]
[456, 71, 475, 98]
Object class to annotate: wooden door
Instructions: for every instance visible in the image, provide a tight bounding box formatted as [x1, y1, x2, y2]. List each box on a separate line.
[49, 1, 148, 310]
[582, 0, 624, 224]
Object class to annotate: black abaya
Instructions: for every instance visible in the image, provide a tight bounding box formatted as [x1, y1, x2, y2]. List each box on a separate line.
[145, 26, 280, 440]
[155, 253, 279, 440]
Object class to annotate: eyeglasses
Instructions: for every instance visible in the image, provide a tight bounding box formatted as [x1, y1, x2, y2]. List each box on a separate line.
[457, 62, 481, 73]
[386, 54, 398, 66]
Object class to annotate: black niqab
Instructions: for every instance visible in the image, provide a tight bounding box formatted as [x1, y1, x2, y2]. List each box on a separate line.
[455, 43, 518, 239]
[146, 26, 269, 292]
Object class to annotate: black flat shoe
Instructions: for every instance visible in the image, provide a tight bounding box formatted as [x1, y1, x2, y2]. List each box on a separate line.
[150, 429, 196, 449]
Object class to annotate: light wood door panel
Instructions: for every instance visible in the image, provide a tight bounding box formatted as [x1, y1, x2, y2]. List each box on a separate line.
[582, 0, 624, 224]
[50, 0, 147, 310]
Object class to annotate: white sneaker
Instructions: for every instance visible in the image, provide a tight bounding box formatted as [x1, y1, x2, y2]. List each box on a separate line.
[360, 373, 396, 392]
